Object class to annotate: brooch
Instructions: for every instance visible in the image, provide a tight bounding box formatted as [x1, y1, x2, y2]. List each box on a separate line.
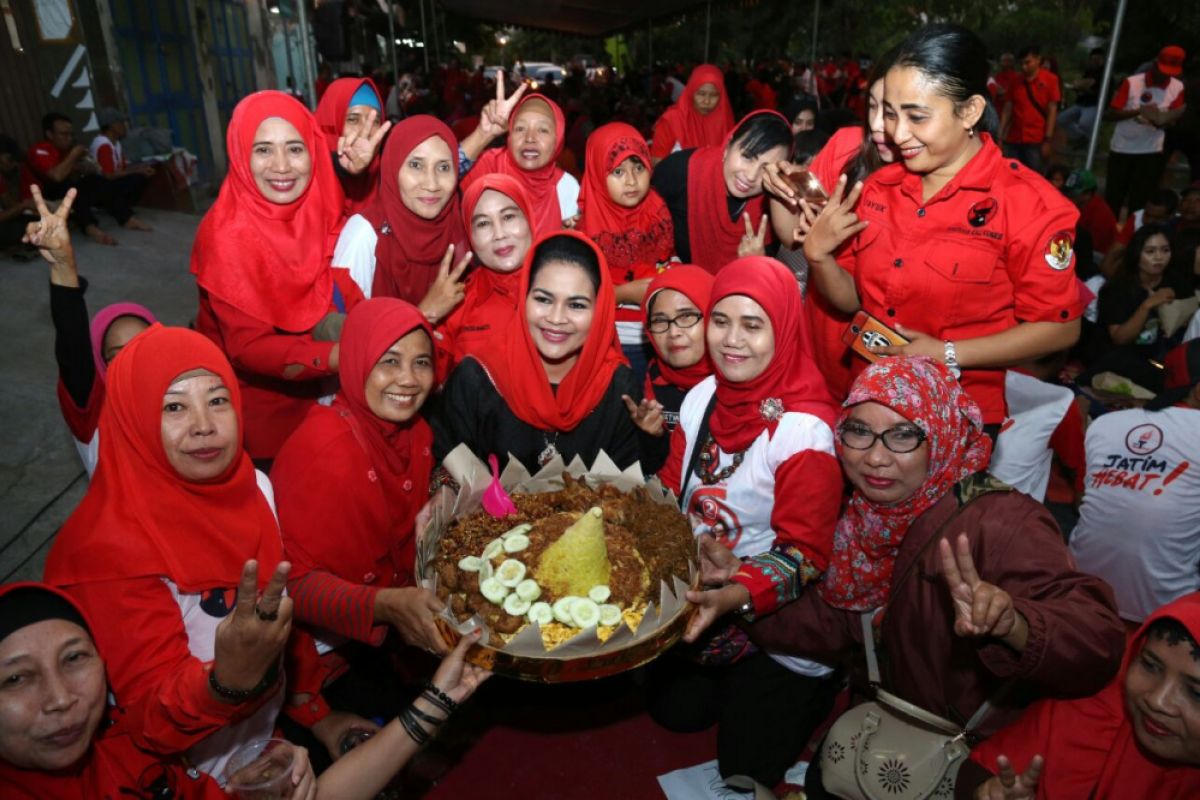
[759, 397, 784, 422]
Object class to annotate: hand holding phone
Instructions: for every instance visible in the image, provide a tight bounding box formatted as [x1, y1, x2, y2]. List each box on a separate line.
[842, 310, 911, 362]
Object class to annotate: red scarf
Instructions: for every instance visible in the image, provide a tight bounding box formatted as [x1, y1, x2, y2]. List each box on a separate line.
[44, 326, 282, 592]
[708, 256, 834, 452]
[363, 115, 468, 304]
[971, 592, 1200, 799]
[190, 91, 343, 333]
[443, 174, 535, 358]
[686, 110, 785, 274]
[473, 230, 625, 431]
[818, 357, 992, 611]
[315, 77, 383, 219]
[578, 122, 674, 283]
[642, 264, 713, 403]
[656, 65, 734, 151]
[461, 93, 566, 239]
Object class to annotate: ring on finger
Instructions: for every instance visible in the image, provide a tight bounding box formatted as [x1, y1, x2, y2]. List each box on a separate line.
[255, 604, 279, 622]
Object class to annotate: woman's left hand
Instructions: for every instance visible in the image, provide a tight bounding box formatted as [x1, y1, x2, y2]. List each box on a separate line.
[940, 533, 1028, 648]
[737, 213, 768, 258]
[476, 70, 530, 139]
[337, 108, 392, 176]
[418, 243, 472, 324]
[288, 743, 317, 800]
[310, 711, 381, 761]
[974, 754, 1043, 799]
[867, 323, 944, 361]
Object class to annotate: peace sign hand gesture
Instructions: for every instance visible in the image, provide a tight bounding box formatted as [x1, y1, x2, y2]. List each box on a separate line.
[974, 755, 1043, 799]
[418, 243, 472, 324]
[477, 69, 530, 139]
[939, 533, 1029, 651]
[737, 213, 769, 258]
[802, 174, 868, 263]
[24, 185, 76, 270]
[337, 108, 392, 176]
[211, 560, 293, 700]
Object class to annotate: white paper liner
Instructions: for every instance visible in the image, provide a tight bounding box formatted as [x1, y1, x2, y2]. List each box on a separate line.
[420, 444, 693, 660]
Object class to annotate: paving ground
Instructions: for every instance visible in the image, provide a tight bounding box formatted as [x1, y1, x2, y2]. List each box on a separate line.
[0, 208, 202, 583]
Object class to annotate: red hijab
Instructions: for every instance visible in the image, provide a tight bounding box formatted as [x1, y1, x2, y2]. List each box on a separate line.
[462, 93, 566, 239]
[44, 326, 282, 593]
[315, 77, 384, 218]
[363, 115, 468, 304]
[190, 91, 343, 333]
[578, 122, 674, 282]
[472, 230, 625, 432]
[444, 173, 535, 356]
[657, 65, 734, 151]
[687, 110, 788, 274]
[643, 265, 713, 402]
[818, 357, 992, 611]
[708, 257, 834, 452]
[971, 592, 1200, 799]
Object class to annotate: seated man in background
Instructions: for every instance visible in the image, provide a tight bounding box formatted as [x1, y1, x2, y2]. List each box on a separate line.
[1071, 339, 1200, 624]
[27, 112, 150, 245]
[0, 134, 36, 253]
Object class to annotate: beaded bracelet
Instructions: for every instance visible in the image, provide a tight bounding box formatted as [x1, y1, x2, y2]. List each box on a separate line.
[208, 662, 278, 703]
[422, 681, 458, 713]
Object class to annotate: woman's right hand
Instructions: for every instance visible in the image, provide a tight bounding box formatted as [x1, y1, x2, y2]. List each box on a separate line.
[762, 160, 801, 205]
[802, 175, 867, 263]
[974, 754, 1043, 799]
[431, 628, 491, 706]
[418, 243, 472, 325]
[1143, 287, 1176, 310]
[622, 394, 665, 436]
[211, 560, 292, 696]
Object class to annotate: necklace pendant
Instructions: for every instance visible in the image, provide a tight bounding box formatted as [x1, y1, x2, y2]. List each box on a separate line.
[759, 397, 784, 422]
[537, 442, 559, 466]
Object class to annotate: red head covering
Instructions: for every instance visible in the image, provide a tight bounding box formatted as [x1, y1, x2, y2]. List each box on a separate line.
[578, 122, 674, 282]
[687, 110, 788, 274]
[642, 265, 713, 402]
[971, 592, 1200, 799]
[44, 325, 282, 593]
[90, 302, 157, 381]
[445, 173, 535, 355]
[818, 357, 992, 611]
[363, 115, 468, 304]
[190, 91, 343, 333]
[472, 229, 624, 431]
[461, 93, 566, 239]
[658, 65, 735, 151]
[314, 77, 384, 218]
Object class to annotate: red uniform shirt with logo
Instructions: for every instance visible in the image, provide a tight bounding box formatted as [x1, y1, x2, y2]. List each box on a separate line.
[1005, 68, 1062, 144]
[836, 135, 1082, 424]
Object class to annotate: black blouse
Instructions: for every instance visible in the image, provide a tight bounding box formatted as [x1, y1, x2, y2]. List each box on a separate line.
[651, 148, 746, 263]
[639, 360, 689, 475]
[432, 357, 642, 474]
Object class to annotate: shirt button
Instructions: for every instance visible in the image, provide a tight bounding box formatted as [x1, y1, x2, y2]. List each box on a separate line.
[917, 208, 926, 217]
[1010, 162, 1019, 170]
[893, 258, 903, 267]
[312, 357, 321, 367]
[363, 572, 376, 584]
[1060, 310, 1069, 319]
[402, 479, 413, 491]
[887, 308, 896, 317]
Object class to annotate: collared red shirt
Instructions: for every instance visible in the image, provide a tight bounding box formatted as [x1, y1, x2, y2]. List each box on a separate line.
[1005, 68, 1062, 144]
[27, 140, 62, 178]
[836, 135, 1082, 423]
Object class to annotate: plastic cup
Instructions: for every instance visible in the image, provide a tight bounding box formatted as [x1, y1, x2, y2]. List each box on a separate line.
[223, 738, 296, 800]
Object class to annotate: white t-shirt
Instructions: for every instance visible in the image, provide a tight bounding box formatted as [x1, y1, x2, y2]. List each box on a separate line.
[332, 213, 379, 299]
[1110, 73, 1186, 155]
[988, 371, 1075, 502]
[678, 376, 836, 678]
[1184, 308, 1200, 343]
[556, 171, 580, 219]
[1070, 406, 1200, 622]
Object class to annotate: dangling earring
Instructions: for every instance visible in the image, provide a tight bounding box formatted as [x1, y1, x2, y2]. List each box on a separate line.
[968, 127, 976, 138]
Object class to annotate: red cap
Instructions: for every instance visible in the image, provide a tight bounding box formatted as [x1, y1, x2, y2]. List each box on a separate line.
[1157, 45, 1186, 77]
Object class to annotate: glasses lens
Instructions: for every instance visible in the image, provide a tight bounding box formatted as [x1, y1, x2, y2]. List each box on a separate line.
[839, 425, 876, 450]
[882, 428, 923, 453]
[674, 311, 703, 329]
[648, 317, 669, 333]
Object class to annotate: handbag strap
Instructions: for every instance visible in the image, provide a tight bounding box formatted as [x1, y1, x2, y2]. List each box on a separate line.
[679, 391, 720, 511]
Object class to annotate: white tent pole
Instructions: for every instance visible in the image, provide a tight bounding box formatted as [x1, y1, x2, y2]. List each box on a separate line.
[1085, 0, 1128, 171]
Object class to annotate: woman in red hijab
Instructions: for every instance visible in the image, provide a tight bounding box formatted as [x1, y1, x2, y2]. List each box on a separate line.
[651, 111, 794, 274]
[272, 298, 444, 702]
[578, 122, 675, 382]
[650, 64, 735, 164]
[435, 230, 638, 473]
[460, 93, 580, 239]
[625, 265, 713, 473]
[966, 592, 1200, 799]
[314, 77, 390, 220]
[440, 173, 534, 365]
[192, 91, 350, 462]
[650, 256, 842, 789]
[42, 325, 367, 783]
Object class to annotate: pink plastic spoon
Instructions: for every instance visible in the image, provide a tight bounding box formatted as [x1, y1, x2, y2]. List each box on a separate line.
[481, 454, 518, 518]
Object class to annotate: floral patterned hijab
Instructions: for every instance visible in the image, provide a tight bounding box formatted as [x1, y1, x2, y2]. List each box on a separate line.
[818, 357, 992, 611]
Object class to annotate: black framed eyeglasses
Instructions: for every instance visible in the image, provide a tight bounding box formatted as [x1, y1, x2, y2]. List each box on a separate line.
[647, 311, 703, 333]
[838, 422, 927, 454]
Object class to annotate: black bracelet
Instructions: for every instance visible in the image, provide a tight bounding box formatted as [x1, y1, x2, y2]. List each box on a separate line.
[397, 707, 431, 746]
[421, 681, 458, 713]
[407, 702, 446, 727]
[419, 690, 453, 717]
[208, 662, 278, 703]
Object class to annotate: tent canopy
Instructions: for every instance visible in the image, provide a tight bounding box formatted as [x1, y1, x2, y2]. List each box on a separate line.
[436, 0, 709, 36]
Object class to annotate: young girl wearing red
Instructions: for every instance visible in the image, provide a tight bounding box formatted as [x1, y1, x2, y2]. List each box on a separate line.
[191, 91, 351, 461]
[578, 122, 675, 379]
[649, 64, 735, 163]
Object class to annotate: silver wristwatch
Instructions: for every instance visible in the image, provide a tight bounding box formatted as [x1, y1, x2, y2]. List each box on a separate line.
[943, 340, 961, 379]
